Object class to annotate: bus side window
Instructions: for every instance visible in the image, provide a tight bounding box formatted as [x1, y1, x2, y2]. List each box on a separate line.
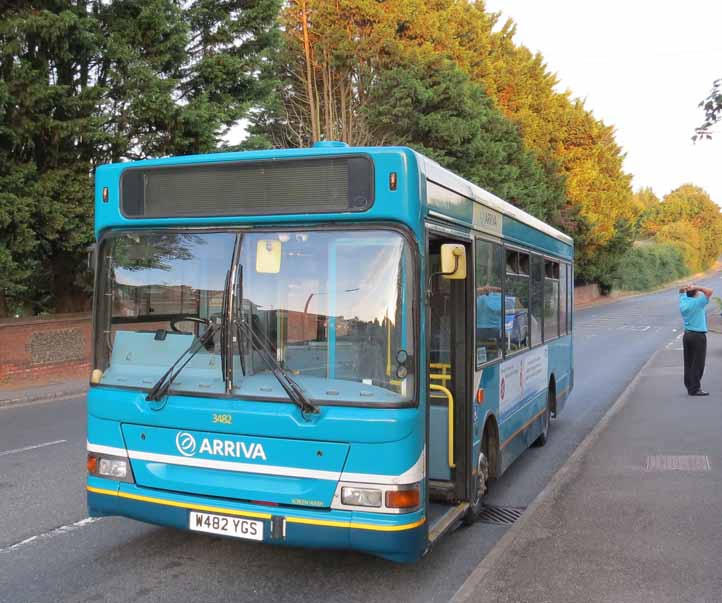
[544, 260, 560, 340]
[568, 264, 574, 333]
[559, 263, 568, 336]
[504, 250, 530, 354]
[531, 255, 544, 346]
[474, 239, 503, 366]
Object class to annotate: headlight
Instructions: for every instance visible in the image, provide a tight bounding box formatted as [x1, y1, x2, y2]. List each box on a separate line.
[334, 481, 421, 513]
[99, 458, 128, 479]
[341, 486, 382, 508]
[87, 453, 134, 483]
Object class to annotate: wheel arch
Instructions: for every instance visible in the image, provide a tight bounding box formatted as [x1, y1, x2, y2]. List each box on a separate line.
[482, 413, 500, 480]
[548, 374, 557, 418]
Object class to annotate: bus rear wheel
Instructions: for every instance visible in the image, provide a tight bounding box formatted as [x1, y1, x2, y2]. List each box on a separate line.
[462, 440, 490, 525]
[533, 387, 553, 447]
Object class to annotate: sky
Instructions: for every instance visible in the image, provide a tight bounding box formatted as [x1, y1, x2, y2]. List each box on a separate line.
[484, 0, 722, 205]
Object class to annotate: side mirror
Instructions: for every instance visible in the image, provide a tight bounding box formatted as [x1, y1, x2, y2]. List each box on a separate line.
[256, 240, 282, 274]
[440, 243, 466, 279]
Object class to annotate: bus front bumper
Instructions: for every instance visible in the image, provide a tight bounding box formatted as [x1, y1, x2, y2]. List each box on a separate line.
[86, 477, 427, 563]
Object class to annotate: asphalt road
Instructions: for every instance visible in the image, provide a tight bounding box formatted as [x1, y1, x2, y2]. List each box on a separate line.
[2, 274, 720, 603]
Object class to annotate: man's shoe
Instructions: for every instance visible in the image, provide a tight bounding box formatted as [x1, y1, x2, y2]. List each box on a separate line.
[690, 390, 710, 396]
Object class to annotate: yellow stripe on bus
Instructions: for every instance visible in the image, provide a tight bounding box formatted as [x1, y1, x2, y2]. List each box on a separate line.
[500, 408, 547, 450]
[287, 515, 426, 532]
[87, 486, 272, 520]
[87, 486, 425, 532]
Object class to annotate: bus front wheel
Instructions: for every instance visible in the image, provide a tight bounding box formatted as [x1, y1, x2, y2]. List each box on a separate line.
[462, 440, 490, 525]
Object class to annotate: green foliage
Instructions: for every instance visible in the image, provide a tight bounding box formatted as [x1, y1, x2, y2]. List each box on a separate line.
[642, 184, 722, 272]
[575, 219, 635, 293]
[0, 0, 280, 316]
[630, 186, 660, 225]
[654, 221, 702, 273]
[364, 54, 567, 223]
[615, 243, 689, 291]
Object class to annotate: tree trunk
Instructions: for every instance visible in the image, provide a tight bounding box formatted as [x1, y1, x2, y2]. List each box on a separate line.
[51, 251, 90, 314]
[322, 49, 333, 140]
[340, 79, 348, 142]
[299, 0, 320, 143]
[0, 290, 9, 318]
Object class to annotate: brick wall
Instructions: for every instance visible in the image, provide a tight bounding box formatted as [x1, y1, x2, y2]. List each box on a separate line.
[0, 313, 92, 386]
[574, 284, 602, 307]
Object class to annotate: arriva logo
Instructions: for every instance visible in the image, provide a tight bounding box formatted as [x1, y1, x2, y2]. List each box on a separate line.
[176, 432, 197, 457]
[175, 431, 267, 461]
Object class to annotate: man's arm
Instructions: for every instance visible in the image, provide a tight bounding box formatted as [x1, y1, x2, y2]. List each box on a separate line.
[694, 285, 714, 299]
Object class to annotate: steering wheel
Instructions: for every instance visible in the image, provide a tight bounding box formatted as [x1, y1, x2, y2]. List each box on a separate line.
[170, 316, 211, 334]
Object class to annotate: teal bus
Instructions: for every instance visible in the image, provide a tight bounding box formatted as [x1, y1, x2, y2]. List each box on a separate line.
[86, 142, 573, 562]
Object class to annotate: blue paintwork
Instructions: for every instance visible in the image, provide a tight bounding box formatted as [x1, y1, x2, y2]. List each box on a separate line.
[503, 216, 573, 261]
[482, 335, 574, 474]
[121, 423, 348, 506]
[87, 387, 418, 446]
[90, 144, 573, 562]
[428, 405, 451, 480]
[94, 147, 423, 240]
[87, 484, 426, 562]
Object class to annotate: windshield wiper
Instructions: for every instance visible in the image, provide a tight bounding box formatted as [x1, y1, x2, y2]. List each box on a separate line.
[146, 323, 217, 402]
[235, 319, 318, 415]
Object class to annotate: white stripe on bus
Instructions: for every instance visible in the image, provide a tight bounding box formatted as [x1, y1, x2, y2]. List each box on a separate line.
[86, 443, 425, 485]
[128, 449, 341, 481]
[86, 442, 128, 457]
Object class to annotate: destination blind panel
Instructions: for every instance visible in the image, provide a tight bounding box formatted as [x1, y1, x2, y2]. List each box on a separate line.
[120, 156, 374, 218]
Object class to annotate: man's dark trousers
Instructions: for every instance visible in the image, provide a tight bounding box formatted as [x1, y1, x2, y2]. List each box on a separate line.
[683, 330, 707, 394]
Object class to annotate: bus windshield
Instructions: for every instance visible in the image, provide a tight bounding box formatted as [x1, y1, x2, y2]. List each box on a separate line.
[233, 230, 415, 405]
[96, 231, 235, 396]
[95, 229, 415, 405]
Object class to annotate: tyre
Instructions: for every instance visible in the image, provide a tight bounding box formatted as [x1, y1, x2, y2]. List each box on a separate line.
[462, 439, 490, 525]
[533, 388, 552, 447]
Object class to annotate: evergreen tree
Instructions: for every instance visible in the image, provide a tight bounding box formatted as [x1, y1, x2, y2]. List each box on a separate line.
[365, 54, 567, 223]
[0, 0, 280, 316]
[387, 0, 635, 282]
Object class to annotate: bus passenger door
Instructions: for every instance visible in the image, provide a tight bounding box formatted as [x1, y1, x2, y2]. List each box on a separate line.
[427, 235, 471, 509]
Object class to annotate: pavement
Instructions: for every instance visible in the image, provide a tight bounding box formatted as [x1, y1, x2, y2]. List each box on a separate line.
[0, 377, 88, 408]
[453, 332, 722, 603]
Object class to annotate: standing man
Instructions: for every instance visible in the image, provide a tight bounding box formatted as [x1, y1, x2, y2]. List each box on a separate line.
[679, 284, 714, 396]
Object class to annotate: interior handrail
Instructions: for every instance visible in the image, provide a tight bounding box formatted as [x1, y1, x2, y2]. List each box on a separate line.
[429, 383, 455, 469]
[429, 373, 452, 382]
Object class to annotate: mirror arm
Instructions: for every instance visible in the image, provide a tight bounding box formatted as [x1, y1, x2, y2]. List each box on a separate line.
[428, 254, 460, 283]
[426, 255, 460, 302]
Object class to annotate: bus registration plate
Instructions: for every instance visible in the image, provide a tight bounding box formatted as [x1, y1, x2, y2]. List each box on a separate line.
[189, 511, 263, 541]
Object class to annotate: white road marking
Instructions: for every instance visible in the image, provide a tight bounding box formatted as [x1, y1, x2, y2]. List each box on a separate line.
[0, 439, 67, 457]
[0, 517, 102, 554]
